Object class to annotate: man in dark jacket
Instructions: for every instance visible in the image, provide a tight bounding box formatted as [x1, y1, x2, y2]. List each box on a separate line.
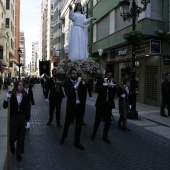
[91, 70, 117, 144]
[45, 69, 65, 127]
[160, 72, 170, 117]
[59, 68, 86, 150]
[23, 80, 35, 129]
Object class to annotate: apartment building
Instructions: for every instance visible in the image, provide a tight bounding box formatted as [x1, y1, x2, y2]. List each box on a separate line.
[0, 0, 9, 79]
[92, 0, 170, 106]
[31, 41, 39, 76]
[39, 0, 48, 61]
[19, 31, 25, 76]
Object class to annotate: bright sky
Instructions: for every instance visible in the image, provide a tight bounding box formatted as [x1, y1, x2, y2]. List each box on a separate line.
[20, 0, 40, 66]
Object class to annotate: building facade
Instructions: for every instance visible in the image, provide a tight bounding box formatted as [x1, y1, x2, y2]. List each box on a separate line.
[19, 31, 25, 76]
[92, 0, 170, 106]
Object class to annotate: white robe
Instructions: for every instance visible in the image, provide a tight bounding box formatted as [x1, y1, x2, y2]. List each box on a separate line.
[68, 10, 92, 60]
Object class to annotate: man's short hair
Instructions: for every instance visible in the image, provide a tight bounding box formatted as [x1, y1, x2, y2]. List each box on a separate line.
[69, 68, 77, 74]
[105, 69, 112, 75]
[165, 72, 170, 76]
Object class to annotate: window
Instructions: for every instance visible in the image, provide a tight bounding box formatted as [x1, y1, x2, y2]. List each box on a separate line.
[6, 0, 10, 10]
[6, 18, 10, 28]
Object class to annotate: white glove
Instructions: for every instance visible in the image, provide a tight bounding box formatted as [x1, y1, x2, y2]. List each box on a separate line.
[45, 98, 49, 103]
[4, 92, 11, 101]
[129, 105, 132, 109]
[104, 78, 108, 83]
[32, 105, 35, 109]
[121, 94, 126, 98]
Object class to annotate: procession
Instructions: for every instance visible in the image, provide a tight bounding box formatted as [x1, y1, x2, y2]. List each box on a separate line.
[1, 0, 170, 169]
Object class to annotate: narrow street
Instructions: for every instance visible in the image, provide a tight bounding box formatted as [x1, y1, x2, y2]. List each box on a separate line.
[6, 84, 170, 170]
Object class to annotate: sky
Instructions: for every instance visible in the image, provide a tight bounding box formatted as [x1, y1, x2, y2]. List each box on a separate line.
[20, 0, 40, 66]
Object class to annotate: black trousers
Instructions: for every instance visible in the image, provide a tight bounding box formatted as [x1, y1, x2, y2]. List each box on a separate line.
[25, 104, 31, 122]
[49, 97, 63, 123]
[160, 97, 170, 115]
[118, 101, 129, 127]
[10, 114, 26, 155]
[93, 103, 112, 139]
[62, 104, 83, 143]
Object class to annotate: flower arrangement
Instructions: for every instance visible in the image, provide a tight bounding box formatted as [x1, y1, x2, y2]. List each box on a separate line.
[57, 59, 103, 80]
[123, 31, 143, 43]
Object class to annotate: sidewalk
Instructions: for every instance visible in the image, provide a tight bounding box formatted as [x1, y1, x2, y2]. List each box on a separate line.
[87, 92, 170, 127]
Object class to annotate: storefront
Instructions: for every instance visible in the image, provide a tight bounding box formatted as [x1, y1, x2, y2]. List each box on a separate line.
[108, 39, 162, 106]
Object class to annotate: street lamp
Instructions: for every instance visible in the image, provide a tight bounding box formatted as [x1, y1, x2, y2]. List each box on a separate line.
[119, 0, 150, 119]
[17, 47, 22, 80]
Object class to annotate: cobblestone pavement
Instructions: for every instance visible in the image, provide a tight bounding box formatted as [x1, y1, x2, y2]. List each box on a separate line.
[6, 84, 170, 169]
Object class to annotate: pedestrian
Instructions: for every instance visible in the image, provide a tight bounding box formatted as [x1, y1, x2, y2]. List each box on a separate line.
[91, 70, 117, 144]
[117, 79, 131, 131]
[59, 68, 86, 150]
[68, 3, 96, 60]
[23, 80, 35, 129]
[86, 78, 93, 100]
[45, 69, 65, 127]
[3, 80, 29, 161]
[41, 73, 48, 97]
[3, 78, 8, 90]
[160, 72, 170, 117]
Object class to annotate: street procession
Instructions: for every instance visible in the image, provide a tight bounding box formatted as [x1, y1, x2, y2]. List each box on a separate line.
[0, 0, 170, 169]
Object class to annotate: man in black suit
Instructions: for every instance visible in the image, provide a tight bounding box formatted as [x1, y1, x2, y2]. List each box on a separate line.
[45, 69, 65, 127]
[59, 68, 86, 150]
[41, 73, 48, 97]
[91, 70, 117, 144]
[23, 80, 35, 129]
[160, 72, 170, 117]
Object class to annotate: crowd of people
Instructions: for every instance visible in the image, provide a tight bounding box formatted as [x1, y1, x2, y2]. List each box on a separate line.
[2, 68, 132, 162]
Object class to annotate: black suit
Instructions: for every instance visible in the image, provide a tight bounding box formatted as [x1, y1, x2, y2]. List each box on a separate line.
[25, 86, 35, 122]
[62, 78, 86, 143]
[45, 77, 64, 124]
[41, 78, 48, 96]
[3, 93, 29, 155]
[161, 78, 170, 115]
[93, 78, 117, 139]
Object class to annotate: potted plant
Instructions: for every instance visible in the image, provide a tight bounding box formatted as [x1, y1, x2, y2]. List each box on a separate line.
[123, 31, 143, 43]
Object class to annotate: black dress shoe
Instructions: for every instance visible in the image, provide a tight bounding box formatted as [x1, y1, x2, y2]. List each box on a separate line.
[11, 149, 15, 155]
[59, 138, 65, 144]
[91, 134, 95, 141]
[16, 155, 22, 162]
[161, 114, 168, 117]
[47, 121, 51, 126]
[57, 123, 62, 127]
[122, 127, 131, 131]
[103, 138, 111, 144]
[74, 142, 85, 150]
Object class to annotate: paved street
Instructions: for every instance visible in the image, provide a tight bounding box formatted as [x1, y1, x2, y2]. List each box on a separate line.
[1, 84, 170, 170]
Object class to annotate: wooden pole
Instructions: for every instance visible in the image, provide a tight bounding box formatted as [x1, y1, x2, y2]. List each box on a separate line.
[123, 86, 127, 131]
[7, 98, 10, 170]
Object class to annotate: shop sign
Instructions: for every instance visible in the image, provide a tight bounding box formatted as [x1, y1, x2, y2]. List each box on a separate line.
[115, 46, 132, 59]
[150, 39, 161, 54]
[163, 55, 170, 65]
[115, 39, 161, 59]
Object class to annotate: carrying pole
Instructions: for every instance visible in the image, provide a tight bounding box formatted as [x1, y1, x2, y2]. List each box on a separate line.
[7, 98, 10, 170]
[123, 86, 127, 131]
